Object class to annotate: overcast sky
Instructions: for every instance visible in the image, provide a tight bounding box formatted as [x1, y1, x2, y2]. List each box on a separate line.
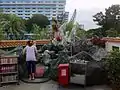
[65, 0, 120, 30]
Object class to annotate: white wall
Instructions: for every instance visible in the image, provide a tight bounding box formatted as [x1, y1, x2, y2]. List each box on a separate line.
[105, 42, 120, 52]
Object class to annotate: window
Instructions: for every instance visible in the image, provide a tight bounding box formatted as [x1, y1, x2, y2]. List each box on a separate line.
[53, 8, 56, 10]
[5, 8, 10, 9]
[59, 8, 63, 9]
[18, 11, 23, 12]
[19, 4, 23, 6]
[12, 8, 15, 9]
[32, 8, 36, 9]
[18, 14, 23, 15]
[53, 11, 56, 13]
[53, 14, 56, 16]
[38, 11, 42, 12]
[25, 14, 30, 15]
[18, 8, 23, 9]
[58, 11, 63, 13]
[25, 11, 30, 12]
[59, 5, 63, 6]
[112, 46, 119, 52]
[38, 1, 43, 3]
[32, 11, 36, 12]
[46, 14, 50, 16]
[25, 8, 30, 9]
[45, 8, 50, 9]
[38, 8, 43, 9]
[45, 11, 50, 12]
[25, 17, 30, 19]
[12, 11, 15, 12]
[12, 1, 15, 3]
[6, 11, 10, 12]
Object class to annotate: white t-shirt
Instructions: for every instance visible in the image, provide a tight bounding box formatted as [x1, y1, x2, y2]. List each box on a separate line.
[24, 45, 37, 61]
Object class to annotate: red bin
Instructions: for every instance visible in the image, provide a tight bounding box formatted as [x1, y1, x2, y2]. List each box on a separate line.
[35, 66, 44, 78]
[58, 64, 70, 86]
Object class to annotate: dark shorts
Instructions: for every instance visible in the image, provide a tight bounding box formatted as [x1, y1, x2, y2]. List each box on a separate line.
[27, 61, 36, 74]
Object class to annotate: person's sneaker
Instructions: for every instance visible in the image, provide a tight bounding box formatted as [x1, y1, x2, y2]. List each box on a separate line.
[32, 77, 35, 80]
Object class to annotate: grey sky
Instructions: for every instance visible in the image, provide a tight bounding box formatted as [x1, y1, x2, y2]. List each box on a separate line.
[65, 0, 120, 30]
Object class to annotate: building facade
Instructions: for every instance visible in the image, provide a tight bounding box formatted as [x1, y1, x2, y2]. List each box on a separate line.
[57, 11, 69, 23]
[0, 0, 68, 20]
[105, 38, 120, 52]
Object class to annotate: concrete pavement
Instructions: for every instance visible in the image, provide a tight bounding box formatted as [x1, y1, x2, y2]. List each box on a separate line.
[0, 80, 112, 90]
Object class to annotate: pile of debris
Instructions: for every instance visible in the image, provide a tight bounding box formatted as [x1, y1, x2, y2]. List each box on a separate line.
[40, 38, 108, 85]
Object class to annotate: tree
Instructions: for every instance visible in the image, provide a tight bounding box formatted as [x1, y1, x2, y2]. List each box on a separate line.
[32, 24, 49, 40]
[26, 14, 50, 33]
[66, 10, 76, 37]
[86, 28, 105, 38]
[106, 28, 119, 37]
[32, 24, 41, 40]
[93, 5, 120, 36]
[0, 8, 3, 13]
[105, 51, 120, 89]
[76, 29, 86, 38]
[0, 14, 26, 40]
[0, 25, 4, 40]
[73, 23, 87, 38]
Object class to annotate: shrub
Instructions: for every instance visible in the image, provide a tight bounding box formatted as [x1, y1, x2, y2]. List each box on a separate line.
[105, 51, 120, 89]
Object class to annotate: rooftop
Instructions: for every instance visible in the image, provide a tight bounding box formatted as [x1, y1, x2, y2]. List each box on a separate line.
[0, 40, 50, 48]
[103, 37, 120, 43]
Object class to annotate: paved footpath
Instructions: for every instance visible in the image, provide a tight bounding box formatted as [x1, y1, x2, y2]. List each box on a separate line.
[0, 80, 112, 90]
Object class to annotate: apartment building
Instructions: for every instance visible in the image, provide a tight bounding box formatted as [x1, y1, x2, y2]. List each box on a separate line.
[0, 0, 68, 20]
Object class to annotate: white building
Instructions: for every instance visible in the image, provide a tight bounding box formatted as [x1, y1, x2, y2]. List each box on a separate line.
[105, 37, 120, 52]
[64, 12, 69, 21]
[57, 11, 69, 22]
[0, 0, 68, 20]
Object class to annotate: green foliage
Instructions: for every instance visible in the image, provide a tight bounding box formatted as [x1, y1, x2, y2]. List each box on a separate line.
[0, 14, 5, 40]
[40, 44, 69, 80]
[64, 9, 77, 37]
[32, 24, 41, 40]
[65, 21, 74, 36]
[0, 14, 26, 40]
[106, 28, 119, 37]
[93, 4, 120, 37]
[0, 26, 4, 40]
[26, 14, 50, 33]
[32, 24, 49, 40]
[105, 51, 120, 87]
[76, 29, 86, 38]
[0, 8, 3, 13]
[75, 23, 86, 38]
[61, 21, 87, 43]
[86, 28, 105, 38]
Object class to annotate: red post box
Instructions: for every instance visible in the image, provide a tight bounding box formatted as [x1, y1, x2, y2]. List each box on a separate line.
[58, 64, 69, 86]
